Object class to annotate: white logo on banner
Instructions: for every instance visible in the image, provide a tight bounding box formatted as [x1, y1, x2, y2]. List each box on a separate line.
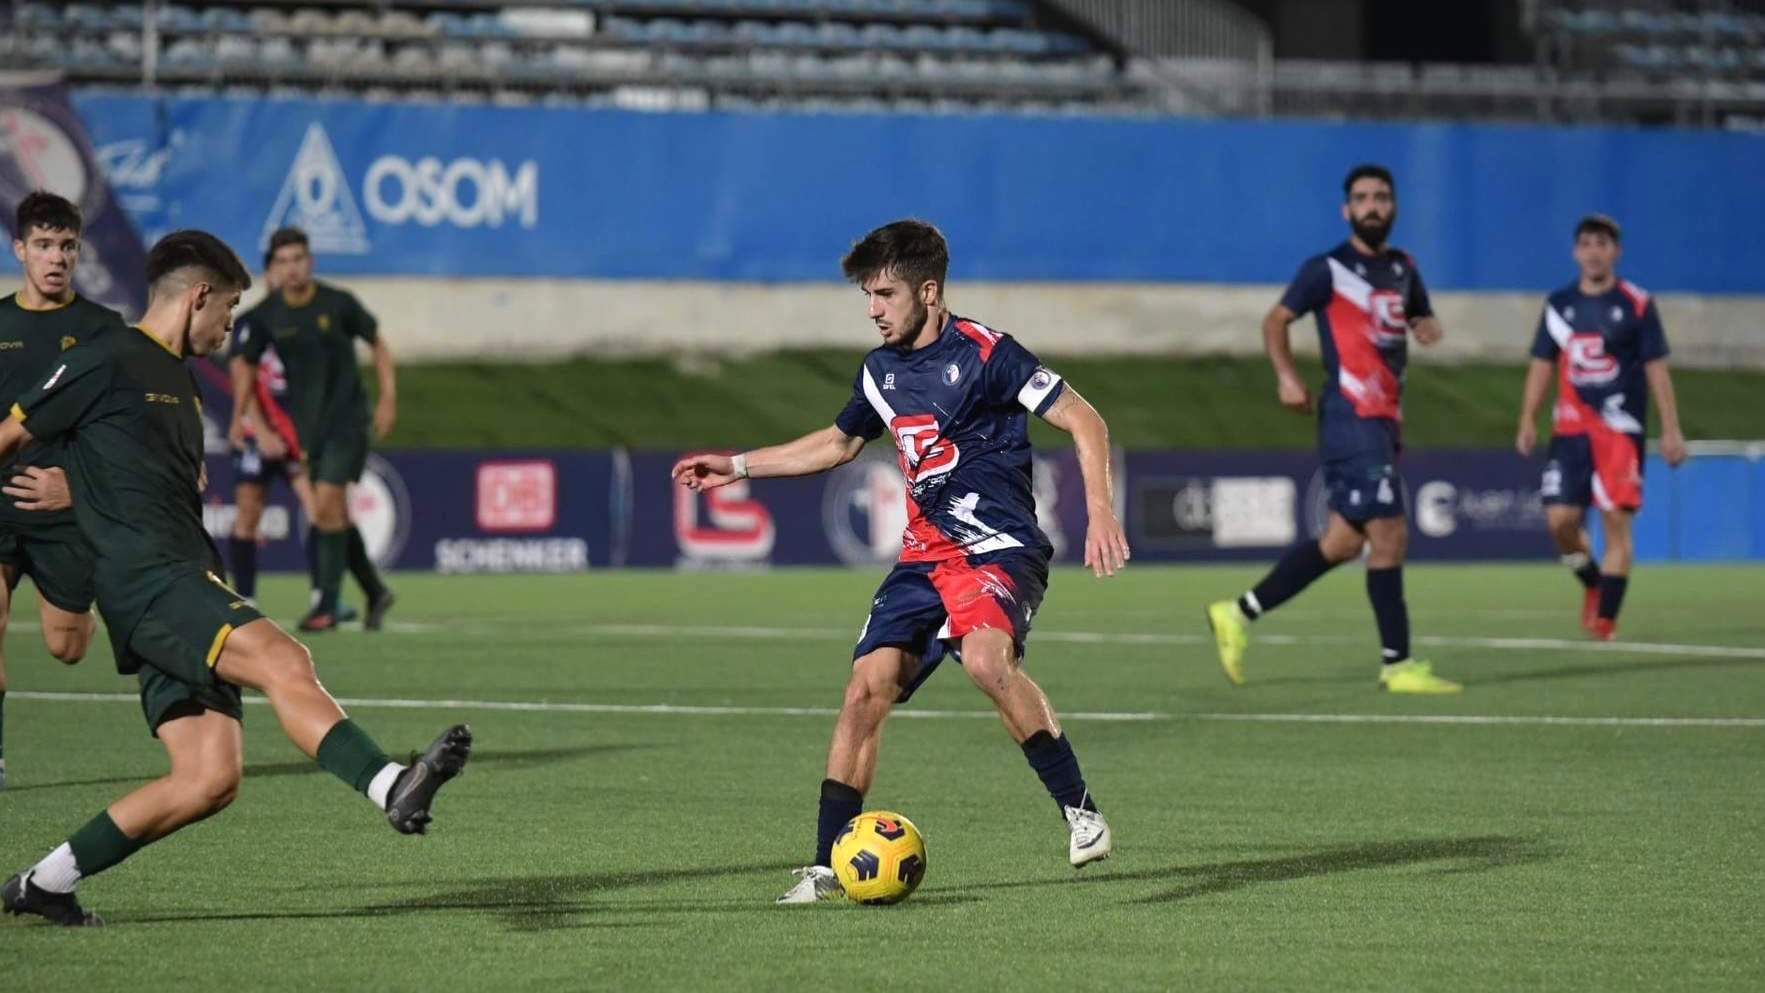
[364, 155, 539, 229]
[261, 123, 371, 255]
[1209, 477, 1297, 547]
[348, 454, 411, 566]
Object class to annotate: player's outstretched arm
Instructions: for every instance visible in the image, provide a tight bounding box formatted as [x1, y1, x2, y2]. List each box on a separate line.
[672, 425, 866, 492]
[1261, 304, 1311, 413]
[1515, 358, 1554, 457]
[1645, 359, 1687, 466]
[1039, 386, 1129, 578]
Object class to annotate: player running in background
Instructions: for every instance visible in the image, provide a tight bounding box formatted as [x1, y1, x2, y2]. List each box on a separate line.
[229, 227, 395, 632]
[0, 192, 126, 788]
[1205, 165, 1460, 693]
[1515, 214, 1686, 640]
[0, 231, 469, 927]
[674, 220, 1130, 904]
[227, 249, 358, 621]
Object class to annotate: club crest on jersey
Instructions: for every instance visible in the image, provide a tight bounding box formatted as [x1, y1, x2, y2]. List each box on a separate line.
[942, 363, 961, 386]
[317, 314, 332, 332]
[60, 335, 76, 350]
[1610, 306, 1623, 322]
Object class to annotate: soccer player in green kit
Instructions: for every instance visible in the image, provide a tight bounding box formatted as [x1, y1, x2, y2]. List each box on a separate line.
[0, 230, 470, 927]
[229, 227, 396, 632]
[0, 192, 127, 788]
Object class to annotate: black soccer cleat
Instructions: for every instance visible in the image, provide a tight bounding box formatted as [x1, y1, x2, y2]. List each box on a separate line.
[363, 590, 397, 632]
[385, 724, 473, 835]
[3, 872, 103, 927]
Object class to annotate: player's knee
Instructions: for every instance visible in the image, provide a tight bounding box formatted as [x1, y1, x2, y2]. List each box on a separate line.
[259, 639, 318, 690]
[961, 649, 1016, 694]
[174, 762, 241, 818]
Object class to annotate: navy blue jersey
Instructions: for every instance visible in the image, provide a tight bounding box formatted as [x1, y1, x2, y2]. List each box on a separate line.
[834, 315, 1064, 563]
[1530, 278, 1668, 439]
[1280, 241, 1432, 422]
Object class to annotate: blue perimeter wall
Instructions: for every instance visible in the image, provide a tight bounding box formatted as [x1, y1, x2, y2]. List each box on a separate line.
[74, 94, 1765, 290]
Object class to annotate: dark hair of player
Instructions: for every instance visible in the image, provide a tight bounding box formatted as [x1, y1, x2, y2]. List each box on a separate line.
[1574, 214, 1621, 243]
[841, 219, 949, 297]
[267, 226, 310, 256]
[13, 191, 82, 238]
[146, 230, 251, 295]
[1343, 164, 1395, 200]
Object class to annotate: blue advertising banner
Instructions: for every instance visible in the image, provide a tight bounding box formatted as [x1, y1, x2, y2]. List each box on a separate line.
[199, 447, 1760, 575]
[72, 93, 1765, 292]
[202, 450, 623, 574]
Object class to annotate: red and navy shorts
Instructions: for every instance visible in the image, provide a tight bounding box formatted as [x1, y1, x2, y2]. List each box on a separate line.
[1542, 431, 1644, 512]
[852, 551, 1049, 703]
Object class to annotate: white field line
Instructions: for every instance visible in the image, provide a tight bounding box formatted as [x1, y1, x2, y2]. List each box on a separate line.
[368, 620, 1765, 662]
[10, 691, 1763, 729]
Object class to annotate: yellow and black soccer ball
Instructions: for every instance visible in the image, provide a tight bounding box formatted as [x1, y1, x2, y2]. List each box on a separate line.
[831, 810, 927, 905]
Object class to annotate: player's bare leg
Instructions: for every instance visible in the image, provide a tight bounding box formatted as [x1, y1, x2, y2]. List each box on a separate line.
[214, 619, 471, 832]
[4, 707, 241, 927]
[961, 627, 1110, 867]
[1547, 504, 1602, 630]
[1590, 509, 1634, 641]
[781, 648, 913, 904]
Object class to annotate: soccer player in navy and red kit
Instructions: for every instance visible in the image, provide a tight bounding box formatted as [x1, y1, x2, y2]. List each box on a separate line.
[672, 220, 1131, 904]
[1206, 164, 1461, 693]
[1515, 214, 1686, 640]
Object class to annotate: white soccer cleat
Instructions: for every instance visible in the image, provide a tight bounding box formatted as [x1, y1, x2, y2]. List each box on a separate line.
[1065, 806, 1111, 868]
[776, 865, 843, 904]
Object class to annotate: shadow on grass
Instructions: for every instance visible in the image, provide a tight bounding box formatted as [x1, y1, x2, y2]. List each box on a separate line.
[5, 743, 649, 793]
[974, 834, 1554, 905]
[1461, 656, 1760, 687]
[115, 862, 798, 929]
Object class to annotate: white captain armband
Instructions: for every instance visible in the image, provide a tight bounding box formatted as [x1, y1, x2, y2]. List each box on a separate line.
[1017, 367, 1064, 413]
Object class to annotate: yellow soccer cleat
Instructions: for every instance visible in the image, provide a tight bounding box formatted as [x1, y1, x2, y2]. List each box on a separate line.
[1378, 659, 1462, 694]
[1204, 600, 1249, 686]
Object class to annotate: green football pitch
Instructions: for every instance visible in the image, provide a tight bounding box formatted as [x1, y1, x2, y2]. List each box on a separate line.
[2, 564, 1761, 991]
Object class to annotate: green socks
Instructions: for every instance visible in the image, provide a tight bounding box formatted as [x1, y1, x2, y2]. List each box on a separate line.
[315, 529, 348, 613]
[346, 527, 388, 600]
[67, 811, 144, 879]
[316, 719, 394, 794]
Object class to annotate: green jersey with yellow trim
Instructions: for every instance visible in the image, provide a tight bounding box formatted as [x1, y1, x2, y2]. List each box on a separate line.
[13, 326, 216, 664]
[234, 280, 378, 447]
[0, 292, 126, 525]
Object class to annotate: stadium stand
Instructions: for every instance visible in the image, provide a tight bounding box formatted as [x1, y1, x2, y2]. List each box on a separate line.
[3, 1, 1137, 112]
[5, 1, 1764, 122]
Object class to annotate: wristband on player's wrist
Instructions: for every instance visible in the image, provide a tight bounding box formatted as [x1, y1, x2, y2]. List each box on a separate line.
[731, 453, 750, 479]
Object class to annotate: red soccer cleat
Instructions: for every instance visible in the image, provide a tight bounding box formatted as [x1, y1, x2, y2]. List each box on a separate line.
[1589, 617, 1616, 642]
[1581, 587, 1600, 632]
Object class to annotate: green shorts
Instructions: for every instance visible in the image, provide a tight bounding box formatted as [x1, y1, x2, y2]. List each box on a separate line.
[307, 430, 370, 487]
[122, 570, 264, 736]
[0, 518, 96, 613]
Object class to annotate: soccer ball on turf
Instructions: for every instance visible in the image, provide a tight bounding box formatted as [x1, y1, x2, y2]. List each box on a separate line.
[831, 810, 927, 905]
